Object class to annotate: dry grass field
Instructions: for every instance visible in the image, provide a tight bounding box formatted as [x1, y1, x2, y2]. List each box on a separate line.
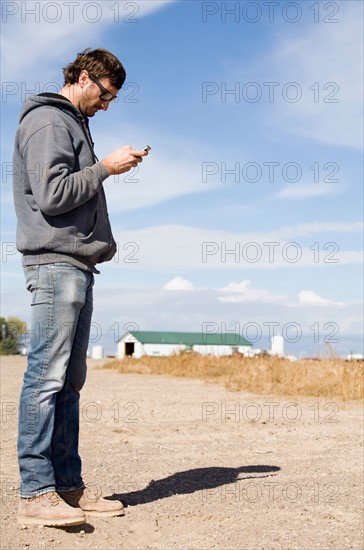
[1, 356, 363, 549]
[106, 354, 364, 401]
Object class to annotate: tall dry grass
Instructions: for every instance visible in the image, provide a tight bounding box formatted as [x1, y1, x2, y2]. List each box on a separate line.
[104, 354, 363, 401]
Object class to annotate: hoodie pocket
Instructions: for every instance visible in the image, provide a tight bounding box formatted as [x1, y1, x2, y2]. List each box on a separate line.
[74, 209, 115, 263]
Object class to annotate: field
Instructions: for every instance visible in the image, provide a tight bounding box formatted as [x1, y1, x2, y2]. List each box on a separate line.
[106, 354, 364, 401]
[0, 355, 363, 549]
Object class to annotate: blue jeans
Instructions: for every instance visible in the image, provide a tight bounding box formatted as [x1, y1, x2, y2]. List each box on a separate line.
[18, 263, 94, 498]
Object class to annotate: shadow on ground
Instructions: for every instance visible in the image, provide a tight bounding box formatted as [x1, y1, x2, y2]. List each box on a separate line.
[57, 523, 95, 533]
[108, 465, 281, 507]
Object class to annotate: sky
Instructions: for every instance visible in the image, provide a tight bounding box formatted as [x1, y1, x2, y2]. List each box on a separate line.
[0, 0, 363, 357]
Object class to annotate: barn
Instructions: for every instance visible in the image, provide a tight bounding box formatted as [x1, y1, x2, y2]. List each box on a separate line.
[117, 331, 252, 359]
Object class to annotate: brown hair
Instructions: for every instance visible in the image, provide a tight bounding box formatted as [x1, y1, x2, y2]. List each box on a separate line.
[63, 48, 126, 89]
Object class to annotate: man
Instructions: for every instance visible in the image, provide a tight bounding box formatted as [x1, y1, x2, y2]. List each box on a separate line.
[13, 48, 148, 526]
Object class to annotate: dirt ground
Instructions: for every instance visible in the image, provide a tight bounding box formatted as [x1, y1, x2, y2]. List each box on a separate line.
[0, 356, 363, 550]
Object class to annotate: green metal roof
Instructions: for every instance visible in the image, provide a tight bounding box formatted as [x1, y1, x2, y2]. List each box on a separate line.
[124, 331, 251, 347]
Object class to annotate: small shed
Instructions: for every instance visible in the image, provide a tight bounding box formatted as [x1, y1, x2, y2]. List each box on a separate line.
[117, 331, 251, 359]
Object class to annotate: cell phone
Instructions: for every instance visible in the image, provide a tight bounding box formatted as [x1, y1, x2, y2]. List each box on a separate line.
[143, 145, 151, 152]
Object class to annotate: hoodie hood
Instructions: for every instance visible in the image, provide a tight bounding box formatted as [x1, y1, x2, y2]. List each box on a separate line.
[19, 93, 97, 159]
[19, 93, 82, 124]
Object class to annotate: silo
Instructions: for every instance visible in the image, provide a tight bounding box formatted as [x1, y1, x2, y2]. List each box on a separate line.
[91, 345, 103, 359]
[270, 335, 284, 357]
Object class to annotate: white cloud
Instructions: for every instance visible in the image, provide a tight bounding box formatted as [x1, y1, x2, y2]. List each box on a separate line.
[92, 121, 223, 212]
[272, 222, 363, 239]
[220, 280, 252, 293]
[104, 153, 217, 213]
[163, 276, 194, 291]
[1, 221, 362, 275]
[218, 280, 287, 304]
[277, 182, 340, 200]
[269, 1, 363, 150]
[298, 290, 343, 307]
[110, 222, 363, 270]
[1, 1, 176, 82]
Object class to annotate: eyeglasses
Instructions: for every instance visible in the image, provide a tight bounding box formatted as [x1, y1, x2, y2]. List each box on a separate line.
[89, 75, 117, 102]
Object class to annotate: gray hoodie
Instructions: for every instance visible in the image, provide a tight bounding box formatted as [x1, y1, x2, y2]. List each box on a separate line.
[13, 93, 117, 273]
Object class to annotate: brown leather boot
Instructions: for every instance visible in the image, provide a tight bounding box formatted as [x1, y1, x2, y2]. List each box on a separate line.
[58, 488, 125, 517]
[17, 491, 86, 526]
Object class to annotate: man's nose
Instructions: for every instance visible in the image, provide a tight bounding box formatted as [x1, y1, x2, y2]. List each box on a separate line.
[100, 101, 109, 111]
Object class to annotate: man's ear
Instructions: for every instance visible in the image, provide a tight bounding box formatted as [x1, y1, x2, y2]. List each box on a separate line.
[78, 70, 89, 89]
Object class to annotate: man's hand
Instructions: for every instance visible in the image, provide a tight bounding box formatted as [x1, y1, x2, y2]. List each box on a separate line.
[101, 145, 148, 176]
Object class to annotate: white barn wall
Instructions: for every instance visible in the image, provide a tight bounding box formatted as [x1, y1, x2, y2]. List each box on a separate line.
[117, 341, 123, 359]
[193, 345, 234, 356]
[238, 345, 253, 355]
[143, 343, 187, 356]
[132, 342, 144, 358]
[117, 340, 187, 358]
